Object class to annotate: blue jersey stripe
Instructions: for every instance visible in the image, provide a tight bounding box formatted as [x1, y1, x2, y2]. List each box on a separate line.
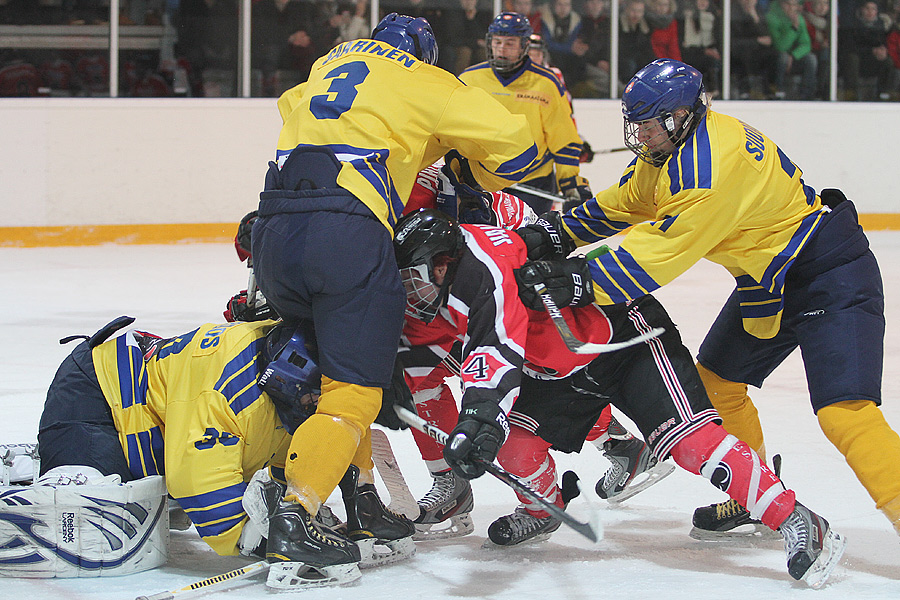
[215, 338, 264, 415]
[186, 497, 244, 526]
[596, 252, 651, 299]
[493, 143, 541, 179]
[613, 247, 660, 292]
[177, 481, 247, 511]
[759, 209, 825, 293]
[136, 429, 160, 476]
[156, 328, 199, 361]
[587, 261, 630, 304]
[125, 433, 145, 479]
[116, 336, 141, 409]
[695, 120, 713, 188]
[195, 515, 244, 539]
[565, 201, 630, 241]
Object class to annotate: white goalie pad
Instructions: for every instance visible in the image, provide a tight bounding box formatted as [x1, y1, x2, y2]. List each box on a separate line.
[0, 469, 168, 578]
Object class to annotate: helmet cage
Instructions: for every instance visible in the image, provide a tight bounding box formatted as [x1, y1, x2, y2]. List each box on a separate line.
[400, 262, 443, 322]
[486, 12, 532, 75]
[623, 108, 699, 167]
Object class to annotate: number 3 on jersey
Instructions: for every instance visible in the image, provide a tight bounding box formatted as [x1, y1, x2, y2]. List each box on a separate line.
[310, 61, 370, 120]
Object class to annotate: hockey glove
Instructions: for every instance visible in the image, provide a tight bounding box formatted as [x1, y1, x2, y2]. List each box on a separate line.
[515, 257, 595, 312]
[514, 211, 575, 261]
[579, 139, 595, 163]
[444, 402, 510, 480]
[375, 359, 416, 430]
[234, 210, 258, 262]
[223, 290, 278, 322]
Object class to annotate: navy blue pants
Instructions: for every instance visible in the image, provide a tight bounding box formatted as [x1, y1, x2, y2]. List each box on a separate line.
[37, 341, 134, 481]
[252, 147, 406, 389]
[698, 199, 885, 413]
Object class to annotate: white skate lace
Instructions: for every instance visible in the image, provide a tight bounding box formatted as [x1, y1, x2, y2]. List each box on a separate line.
[601, 457, 627, 491]
[780, 510, 807, 558]
[503, 508, 550, 539]
[419, 473, 458, 511]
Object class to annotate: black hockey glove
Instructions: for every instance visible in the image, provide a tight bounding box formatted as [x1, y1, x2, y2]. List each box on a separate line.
[443, 402, 509, 480]
[223, 290, 278, 323]
[514, 211, 575, 261]
[579, 139, 595, 163]
[515, 258, 595, 312]
[234, 210, 258, 262]
[375, 359, 415, 430]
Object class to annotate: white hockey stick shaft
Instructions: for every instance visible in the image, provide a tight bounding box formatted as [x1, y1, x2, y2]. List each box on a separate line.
[509, 183, 564, 203]
[134, 560, 269, 600]
[370, 428, 419, 519]
[394, 406, 601, 543]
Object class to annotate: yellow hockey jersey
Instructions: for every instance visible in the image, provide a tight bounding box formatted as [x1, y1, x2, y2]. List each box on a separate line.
[459, 59, 585, 192]
[92, 320, 291, 556]
[562, 109, 829, 339]
[275, 39, 540, 232]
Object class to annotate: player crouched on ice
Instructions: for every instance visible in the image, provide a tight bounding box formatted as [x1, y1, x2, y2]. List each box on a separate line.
[2, 315, 413, 588]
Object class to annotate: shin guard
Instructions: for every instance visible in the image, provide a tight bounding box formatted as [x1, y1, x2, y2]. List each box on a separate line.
[496, 426, 562, 517]
[818, 399, 900, 534]
[671, 422, 795, 530]
[696, 363, 766, 461]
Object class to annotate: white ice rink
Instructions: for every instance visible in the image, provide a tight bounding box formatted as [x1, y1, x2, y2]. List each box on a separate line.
[1, 233, 899, 599]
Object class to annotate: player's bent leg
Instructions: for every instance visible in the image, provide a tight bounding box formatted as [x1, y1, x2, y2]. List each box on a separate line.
[696, 362, 766, 460]
[283, 376, 382, 515]
[671, 422, 846, 588]
[817, 399, 900, 535]
[487, 426, 564, 547]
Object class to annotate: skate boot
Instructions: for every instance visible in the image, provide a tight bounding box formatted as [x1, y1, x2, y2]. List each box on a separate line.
[689, 455, 782, 540]
[486, 506, 562, 547]
[340, 465, 416, 568]
[778, 502, 846, 589]
[595, 436, 674, 503]
[413, 469, 475, 540]
[265, 500, 361, 590]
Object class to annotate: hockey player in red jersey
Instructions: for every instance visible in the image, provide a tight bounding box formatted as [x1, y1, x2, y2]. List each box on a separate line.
[396, 209, 846, 589]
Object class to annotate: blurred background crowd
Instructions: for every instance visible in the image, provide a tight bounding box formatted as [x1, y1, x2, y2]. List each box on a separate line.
[1, 0, 898, 100]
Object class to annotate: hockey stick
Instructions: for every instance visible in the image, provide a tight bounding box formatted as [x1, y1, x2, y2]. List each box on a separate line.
[135, 560, 269, 600]
[509, 183, 565, 204]
[595, 146, 630, 154]
[394, 406, 601, 543]
[370, 428, 419, 519]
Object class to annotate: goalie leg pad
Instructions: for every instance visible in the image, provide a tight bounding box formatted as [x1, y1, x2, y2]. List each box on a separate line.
[0, 473, 168, 577]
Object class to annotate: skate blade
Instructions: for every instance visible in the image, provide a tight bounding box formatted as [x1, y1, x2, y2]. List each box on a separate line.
[265, 561, 361, 590]
[606, 462, 676, 504]
[356, 536, 416, 569]
[688, 523, 781, 542]
[802, 528, 847, 589]
[413, 514, 474, 541]
[481, 531, 553, 549]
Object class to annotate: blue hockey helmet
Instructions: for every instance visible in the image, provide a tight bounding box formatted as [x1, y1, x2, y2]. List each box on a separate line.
[259, 323, 321, 433]
[486, 12, 533, 75]
[394, 209, 465, 324]
[372, 13, 439, 65]
[622, 59, 708, 166]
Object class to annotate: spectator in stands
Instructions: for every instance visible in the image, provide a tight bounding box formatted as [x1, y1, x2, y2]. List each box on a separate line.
[839, 0, 894, 100]
[541, 0, 585, 87]
[803, 0, 831, 98]
[443, 0, 492, 74]
[514, 0, 544, 35]
[251, 0, 316, 96]
[732, 0, 778, 97]
[887, 0, 900, 92]
[645, 0, 682, 60]
[573, 0, 612, 97]
[331, 0, 371, 45]
[178, 0, 240, 96]
[766, 0, 817, 99]
[679, 0, 721, 96]
[619, 0, 657, 83]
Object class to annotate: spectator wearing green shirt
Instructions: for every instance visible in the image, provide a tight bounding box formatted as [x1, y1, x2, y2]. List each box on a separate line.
[766, 0, 818, 98]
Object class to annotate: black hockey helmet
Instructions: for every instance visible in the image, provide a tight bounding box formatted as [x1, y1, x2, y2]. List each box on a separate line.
[393, 209, 465, 323]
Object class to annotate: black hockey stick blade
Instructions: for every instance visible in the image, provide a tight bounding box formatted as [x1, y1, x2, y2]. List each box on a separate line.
[394, 406, 601, 543]
[534, 281, 664, 354]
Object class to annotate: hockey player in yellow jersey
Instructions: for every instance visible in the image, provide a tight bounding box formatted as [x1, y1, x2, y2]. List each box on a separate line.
[460, 12, 591, 214]
[523, 59, 900, 548]
[250, 13, 540, 588]
[36, 317, 415, 587]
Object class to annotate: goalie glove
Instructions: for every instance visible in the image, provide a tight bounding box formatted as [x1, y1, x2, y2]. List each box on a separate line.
[515, 257, 595, 311]
[234, 210, 258, 262]
[444, 402, 509, 480]
[514, 211, 575, 261]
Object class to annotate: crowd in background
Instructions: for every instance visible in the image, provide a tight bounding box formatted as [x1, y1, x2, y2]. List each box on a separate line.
[2, 0, 900, 99]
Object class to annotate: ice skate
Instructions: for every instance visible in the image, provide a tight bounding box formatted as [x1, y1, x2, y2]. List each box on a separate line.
[689, 498, 781, 540]
[413, 469, 475, 540]
[485, 506, 562, 547]
[340, 465, 416, 568]
[265, 500, 361, 590]
[778, 502, 846, 589]
[595, 436, 674, 503]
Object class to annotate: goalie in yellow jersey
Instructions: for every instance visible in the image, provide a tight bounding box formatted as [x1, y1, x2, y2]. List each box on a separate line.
[521, 59, 900, 557]
[249, 12, 541, 589]
[32, 316, 414, 587]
